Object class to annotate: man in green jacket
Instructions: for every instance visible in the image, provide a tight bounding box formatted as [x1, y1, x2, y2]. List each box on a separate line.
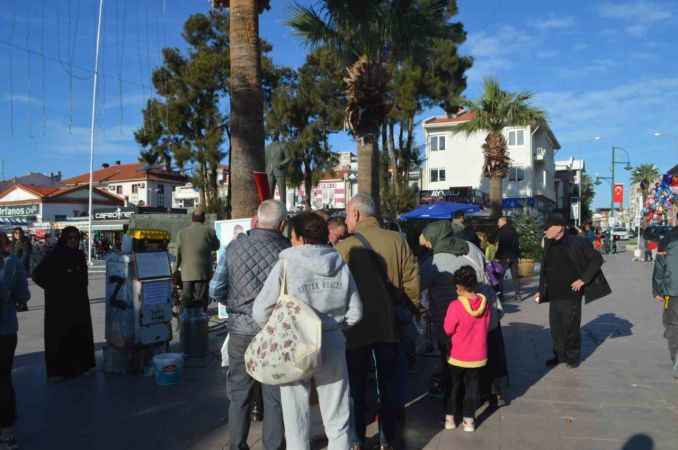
[176, 209, 220, 309]
[336, 193, 420, 450]
[652, 213, 678, 379]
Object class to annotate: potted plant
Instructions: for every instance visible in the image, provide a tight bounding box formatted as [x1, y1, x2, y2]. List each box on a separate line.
[512, 213, 544, 277]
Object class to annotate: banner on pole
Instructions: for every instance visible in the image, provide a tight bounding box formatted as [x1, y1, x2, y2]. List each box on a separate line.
[613, 183, 624, 205]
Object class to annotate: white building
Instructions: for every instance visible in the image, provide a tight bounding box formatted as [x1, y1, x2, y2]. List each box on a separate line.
[172, 166, 230, 209]
[422, 111, 560, 215]
[0, 183, 124, 223]
[62, 162, 187, 209]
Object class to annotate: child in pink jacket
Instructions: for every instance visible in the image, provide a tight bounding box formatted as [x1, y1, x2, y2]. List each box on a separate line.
[443, 266, 490, 432]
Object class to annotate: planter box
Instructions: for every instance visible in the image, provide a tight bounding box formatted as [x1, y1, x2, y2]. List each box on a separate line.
[517, 259, 535, 278]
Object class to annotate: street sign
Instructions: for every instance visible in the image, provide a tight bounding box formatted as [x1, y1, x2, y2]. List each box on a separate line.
[0, 204, 39, 218]
[613, 184, 624, 205]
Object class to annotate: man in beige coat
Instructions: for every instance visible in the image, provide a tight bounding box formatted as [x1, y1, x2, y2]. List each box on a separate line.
[176, 209, 220, 309]
[336, 194, 420, 450]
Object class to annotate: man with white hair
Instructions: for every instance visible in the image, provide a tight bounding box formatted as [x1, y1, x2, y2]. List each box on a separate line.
[336, 194, 420, 450]
[210, 199, 289, 450]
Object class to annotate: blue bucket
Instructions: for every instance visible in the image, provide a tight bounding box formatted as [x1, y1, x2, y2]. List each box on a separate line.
[152, 353, 184, 386]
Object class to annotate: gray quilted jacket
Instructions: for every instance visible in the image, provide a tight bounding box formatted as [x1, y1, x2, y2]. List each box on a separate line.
[209, 228, 290, 335]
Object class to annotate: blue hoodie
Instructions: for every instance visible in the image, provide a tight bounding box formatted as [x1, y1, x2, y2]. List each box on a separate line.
[253, 245, 363, 332]
[0, 254, 31, 335]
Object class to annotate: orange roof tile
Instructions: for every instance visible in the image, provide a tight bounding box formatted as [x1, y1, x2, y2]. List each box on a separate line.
[425, 111, 477, 125]
[62, 163, 187, 185]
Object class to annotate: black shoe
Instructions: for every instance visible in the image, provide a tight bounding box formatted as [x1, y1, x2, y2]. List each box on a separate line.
[546, 357, 560, 367]
[566, 361, 580, 369]
[15, 303, 28, 312]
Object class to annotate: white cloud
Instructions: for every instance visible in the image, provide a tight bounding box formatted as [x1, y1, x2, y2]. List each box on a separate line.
[534, 16, 576, 30]
[464, 26, 537, 79]
[599, 1, 673, 36]
[535, 77, 678, 144]
[2, 94, 41, 106]
[557, 59, 616, 78]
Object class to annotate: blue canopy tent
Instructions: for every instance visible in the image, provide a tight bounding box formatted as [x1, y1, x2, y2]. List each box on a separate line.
[400, 202, 481, 221]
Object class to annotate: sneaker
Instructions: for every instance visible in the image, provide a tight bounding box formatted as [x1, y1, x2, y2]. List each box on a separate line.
[462, 417, 475, 433]
[566, 361, 580, 369]
[444, 415, 456, 430]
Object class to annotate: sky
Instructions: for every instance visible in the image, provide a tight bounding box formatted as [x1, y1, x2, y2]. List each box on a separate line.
[0, 0, 676, 208]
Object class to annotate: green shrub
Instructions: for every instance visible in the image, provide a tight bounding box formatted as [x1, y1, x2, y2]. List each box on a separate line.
[513, 214, 544, 260]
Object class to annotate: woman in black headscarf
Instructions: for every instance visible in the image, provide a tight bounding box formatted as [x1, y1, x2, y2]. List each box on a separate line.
[33, 226, 95, 381]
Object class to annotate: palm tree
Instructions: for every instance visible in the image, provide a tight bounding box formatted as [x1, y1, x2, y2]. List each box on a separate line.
[631, 164, 660, 204]
[451, 78, 546, 218]
[289, 0, 451, 209]
[213, 0, 271, 218]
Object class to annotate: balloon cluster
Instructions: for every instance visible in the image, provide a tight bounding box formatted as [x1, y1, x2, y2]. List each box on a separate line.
[643, 172, 678, 224]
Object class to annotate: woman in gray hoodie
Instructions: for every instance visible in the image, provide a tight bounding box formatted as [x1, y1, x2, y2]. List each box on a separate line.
[253, 212, 362, 450]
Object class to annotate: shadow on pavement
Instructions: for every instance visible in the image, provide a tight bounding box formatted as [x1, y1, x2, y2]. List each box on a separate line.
[621, 433, 654, 450]
[580, 313, 633, 362]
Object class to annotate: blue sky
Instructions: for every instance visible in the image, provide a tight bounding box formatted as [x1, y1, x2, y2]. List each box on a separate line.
[0, 0, 676, 208]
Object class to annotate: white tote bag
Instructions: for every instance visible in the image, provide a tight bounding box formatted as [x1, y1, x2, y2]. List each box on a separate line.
[244, 265, 322, 385]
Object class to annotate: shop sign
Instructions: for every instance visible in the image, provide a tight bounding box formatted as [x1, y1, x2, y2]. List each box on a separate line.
[0, 204, 39, 217]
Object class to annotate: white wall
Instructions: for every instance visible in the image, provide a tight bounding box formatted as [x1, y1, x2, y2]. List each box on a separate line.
[105, 181, 148, 206]
[42, 203, 89, 221]
[531, 129, 556, 201]
[422, 127, 486, 191]
[0, 187, 40, 202]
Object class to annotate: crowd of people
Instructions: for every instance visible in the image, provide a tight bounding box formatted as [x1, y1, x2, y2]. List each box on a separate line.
[203, 194, 615, 450]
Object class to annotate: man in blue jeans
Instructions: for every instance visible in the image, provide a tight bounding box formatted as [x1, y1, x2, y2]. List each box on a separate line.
[337, 194, 420, 450]
[210, 200, 289, 450]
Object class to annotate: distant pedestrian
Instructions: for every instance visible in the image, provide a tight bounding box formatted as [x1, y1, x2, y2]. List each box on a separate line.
[32, 226, 96, 381]
[451, 211, 481, 249]
[335, 194, 420, 450]
[443, 266, 490, 433]
[0, 231, 31, 450]
[327, 217, 348, 246]
[495, 216, 522, 302]
[176, 208, 220, 309]
[253, 212, 362, 450]
[209, 200, 289, 450]
[583, 223, 595, 244]
[652, 213, 678, 378]
[11, 228, 31, 276]
[536, 214, 611, 369]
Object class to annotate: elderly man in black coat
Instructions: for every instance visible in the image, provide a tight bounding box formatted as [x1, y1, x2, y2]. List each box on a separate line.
[536, 213, 611, 369]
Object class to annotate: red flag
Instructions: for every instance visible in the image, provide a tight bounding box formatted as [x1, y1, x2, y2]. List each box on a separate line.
[613, 183, 624, 205]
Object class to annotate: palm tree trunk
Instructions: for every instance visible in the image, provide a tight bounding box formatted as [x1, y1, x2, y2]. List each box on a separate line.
[489, 176, 503, 218]
[229, 0, 265, 219]
[357, 135, 380, 213]
[303, 160, 312, 210]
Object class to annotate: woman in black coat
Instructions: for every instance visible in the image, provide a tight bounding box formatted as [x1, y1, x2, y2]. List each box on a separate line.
[32, 226, 95, 381]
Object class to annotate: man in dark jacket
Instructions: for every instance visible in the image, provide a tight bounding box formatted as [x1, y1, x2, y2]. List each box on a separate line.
[176, 209, 220, 309]
[209, 200, 289, 450]
[536, 213, 611, 368]
[451, 211, 481, 249]
[11, 228, 31, 274]
[496, 216, 522, 301]
[652, 213, 678, 378]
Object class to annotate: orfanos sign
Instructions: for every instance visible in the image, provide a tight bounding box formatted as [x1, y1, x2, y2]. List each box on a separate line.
[0, 204, 39, 218]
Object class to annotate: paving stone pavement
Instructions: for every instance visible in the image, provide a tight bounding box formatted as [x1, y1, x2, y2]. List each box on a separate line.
[11, 251, 678, 450]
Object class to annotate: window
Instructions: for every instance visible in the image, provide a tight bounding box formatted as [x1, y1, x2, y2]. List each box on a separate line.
[429, 135, 446, 151]
[508, 167, 525, 182]
[508, 129, 525, 146]
[430, 168, 446, 183]
[132, 184, 139, 194]
[116, 186, 122, 194]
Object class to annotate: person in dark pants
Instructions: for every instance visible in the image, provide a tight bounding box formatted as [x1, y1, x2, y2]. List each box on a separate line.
[32, 227, 96, 381]
[209, 200, 289, 450]
[536, 213, 610, 369]
[652, 215, 678, 378]
[443, 266, 490, 433]
[177, 208, 220, 309]
[1, 231, 31, 450]
[495, 216, 522, 302]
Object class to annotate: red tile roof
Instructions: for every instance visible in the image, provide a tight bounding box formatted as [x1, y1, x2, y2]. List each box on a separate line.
[0, 183, 123, 205]
[62, 163, 187, 185]
[424, 111, 477, 125]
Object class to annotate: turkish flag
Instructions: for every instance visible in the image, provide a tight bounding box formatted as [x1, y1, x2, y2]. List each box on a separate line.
[613, 183, 624, 205]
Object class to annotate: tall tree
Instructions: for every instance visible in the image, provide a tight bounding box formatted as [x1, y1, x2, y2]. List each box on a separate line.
[215, 0, 271, 218]
[267, 48, 344, 209]
[631, 164, 661, 204]
[451, 78, 546, 218]
[289, 0, 454, 210]
[580, 173, 595, 223]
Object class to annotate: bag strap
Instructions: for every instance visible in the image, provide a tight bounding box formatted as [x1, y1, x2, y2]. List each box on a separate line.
[353, 233, 374, 252]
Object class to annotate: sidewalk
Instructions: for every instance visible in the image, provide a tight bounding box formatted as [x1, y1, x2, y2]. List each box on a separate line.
[12, 251, 678, 450]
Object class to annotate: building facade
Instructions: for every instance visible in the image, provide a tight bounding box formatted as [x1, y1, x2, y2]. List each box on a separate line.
[62, 162, 187, 209]
[421, 111, 560, 215]
[555, 159, 586, 226]
[172, 166, 230, 209]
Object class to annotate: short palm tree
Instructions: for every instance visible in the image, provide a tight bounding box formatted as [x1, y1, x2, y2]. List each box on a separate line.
[289, 0, 451, 209]
[631, 164, 660, 203]
[451, 78, 546, 218]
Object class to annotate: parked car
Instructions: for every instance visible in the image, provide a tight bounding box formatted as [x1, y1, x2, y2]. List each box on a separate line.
[611, 227, 630, 240]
